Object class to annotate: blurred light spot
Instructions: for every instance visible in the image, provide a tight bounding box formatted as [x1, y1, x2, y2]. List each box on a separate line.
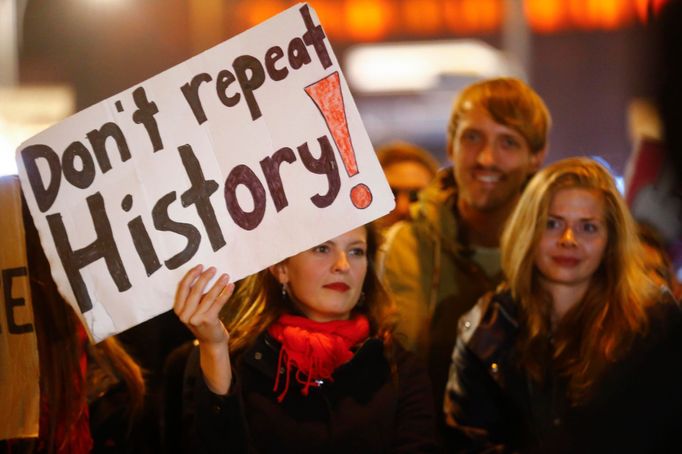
[240, 0, 286, 26]
[346, 40, 524, 93]
[345, 0, 391, 41]
[525, 0, 565, 33]
[402, 0, 442, 35]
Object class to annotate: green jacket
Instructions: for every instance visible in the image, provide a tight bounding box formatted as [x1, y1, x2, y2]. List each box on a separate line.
[379, 168, 503, 411]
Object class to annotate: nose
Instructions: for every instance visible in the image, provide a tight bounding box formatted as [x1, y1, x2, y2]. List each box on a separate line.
[559, 227, 577, 247]
[333, 251, 351, 272]
[476, 141, 495, 167]
[394, 192, 411, 220]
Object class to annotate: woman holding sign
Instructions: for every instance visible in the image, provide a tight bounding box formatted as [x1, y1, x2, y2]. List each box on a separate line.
[173, 223, 438, 452]
[443, 158, 682, 452]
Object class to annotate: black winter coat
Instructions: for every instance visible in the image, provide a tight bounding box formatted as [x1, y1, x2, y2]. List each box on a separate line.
[444, 289, 682, 454]
[184, 333, 438, 453]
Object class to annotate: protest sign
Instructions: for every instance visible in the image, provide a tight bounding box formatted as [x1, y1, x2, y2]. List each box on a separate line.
[0, 176, 40, 440]
[16, 3, 394, 342]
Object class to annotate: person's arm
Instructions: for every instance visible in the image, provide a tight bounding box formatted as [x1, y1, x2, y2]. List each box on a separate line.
[443, 338, 512, 453]
[173, 264, 235, 395]
[378, 221, 433, 352]
[184, 345, 249, 454]
[390, 344, 439, 453]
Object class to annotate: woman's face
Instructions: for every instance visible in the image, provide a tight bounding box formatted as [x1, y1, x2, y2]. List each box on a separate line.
[271, 226, 368, 322]
[535, 187, 608, 293]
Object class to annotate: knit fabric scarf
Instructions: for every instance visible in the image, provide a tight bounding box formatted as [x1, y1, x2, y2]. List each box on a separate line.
[267, 313, 370, 402]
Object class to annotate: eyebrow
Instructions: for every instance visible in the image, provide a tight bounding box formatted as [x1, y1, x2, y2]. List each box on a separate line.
[325, 239, 367, 247]
[548, 213, 603, 222]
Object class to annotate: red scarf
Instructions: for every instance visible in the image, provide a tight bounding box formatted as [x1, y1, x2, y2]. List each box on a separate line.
[267, 314, 370, 402]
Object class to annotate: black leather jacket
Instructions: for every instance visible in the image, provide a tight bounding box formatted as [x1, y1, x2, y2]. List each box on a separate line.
[444, 288, 682, 454]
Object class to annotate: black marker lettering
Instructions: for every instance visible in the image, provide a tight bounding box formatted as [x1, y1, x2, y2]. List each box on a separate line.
[265, 46, 288, 81]
[300, 4, 331, 69]
[21, 144, 61, 212]
[86, 122, 132, 173]
[132, 86, 163, 153]
[178, 144, 225, 252]
[181, 72, 213, 125]
[62, 141, 96, 189]
[2, 267, 34, 334]
[298, 135, 340, 208]
[260, 147, 296, 212]
[216, 69, 240, 107]
[152, 192, 201, 270]
[47, 192, 130, 313]
[232, 55, 266, 121]
[224, 165, 267, 231]
[287, 37, 312, 70]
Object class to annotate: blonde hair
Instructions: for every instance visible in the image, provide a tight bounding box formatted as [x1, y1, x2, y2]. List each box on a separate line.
[222, 223, 396, 356]
[447, 77, 551, 155]
[500, 157, 657, 403]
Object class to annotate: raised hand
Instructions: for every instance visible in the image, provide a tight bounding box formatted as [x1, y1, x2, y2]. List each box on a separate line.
[174, 264, 234, 345]
[174, 264, 235, 394]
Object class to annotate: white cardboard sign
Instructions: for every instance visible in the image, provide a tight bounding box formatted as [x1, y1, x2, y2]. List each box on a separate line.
[16, 3, 393, 342]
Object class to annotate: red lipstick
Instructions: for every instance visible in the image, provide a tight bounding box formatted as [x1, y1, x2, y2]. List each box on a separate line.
[552, 256, 580, 267]
[323, 282, 350, 292]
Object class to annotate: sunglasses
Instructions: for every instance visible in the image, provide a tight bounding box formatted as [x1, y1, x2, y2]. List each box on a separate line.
[390, 187, 420, 203]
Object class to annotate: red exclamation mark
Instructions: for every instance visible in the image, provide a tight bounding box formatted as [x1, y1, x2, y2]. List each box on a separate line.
[305, 72, 373, 209]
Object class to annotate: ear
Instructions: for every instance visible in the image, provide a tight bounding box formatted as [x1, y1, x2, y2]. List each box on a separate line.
[269, 262, 289, 285]
[529, 147, 547, 173]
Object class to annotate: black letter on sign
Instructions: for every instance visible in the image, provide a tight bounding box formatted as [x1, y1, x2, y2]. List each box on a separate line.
[2, 267, 34, 334]
[21, 144, 62, 212]
[122, 195, 162, 277]
[224, 165, 266, 231]
[152, 192, 201, 270]
[259, 147, 296, 212]
[232, 55, 266, 121]
[178, 144, 225, 252]
[181, 72, 213, 125]
[62, 141, 96, 189]
[86, 122, 132, 173]
[298, 136, 340, 208]
[132, 86, 163, 153]
[288, 37, 312, 70]
[128, 216, 162, 277]
[216, 69, 240, 107]
[265, 46, 288, 81]
[300, 4, 331, 69]
[47, 192, 131, 314]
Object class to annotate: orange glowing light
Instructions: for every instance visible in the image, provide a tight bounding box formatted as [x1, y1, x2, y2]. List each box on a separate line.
[445, 0, 501, 34]
[581, 0, 632, 30]
[309, 0, 344, 38]
[444, 0, 468, 33]
[345, 0, 392, 41]
[476, 0, 503, 31]
[402, 0, 442, 35]
[239, 0, 286, 27]
[525, 0, 565, 33]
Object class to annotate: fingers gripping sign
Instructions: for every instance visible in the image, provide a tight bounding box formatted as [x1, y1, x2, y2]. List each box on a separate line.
[174, 264, 235, 395]
[174, 264, 234, 345]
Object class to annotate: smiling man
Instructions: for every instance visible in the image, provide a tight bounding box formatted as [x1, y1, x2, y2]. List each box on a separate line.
[379, 77, 551, 421]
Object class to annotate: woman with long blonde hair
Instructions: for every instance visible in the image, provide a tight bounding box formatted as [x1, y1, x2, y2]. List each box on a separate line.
[444, 157, 682, 452]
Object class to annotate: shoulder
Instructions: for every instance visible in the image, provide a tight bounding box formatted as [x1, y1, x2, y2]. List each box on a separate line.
[457, 289, 519, 361]
[643, 288, 682, 343]
[386, 169, 457, 239]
